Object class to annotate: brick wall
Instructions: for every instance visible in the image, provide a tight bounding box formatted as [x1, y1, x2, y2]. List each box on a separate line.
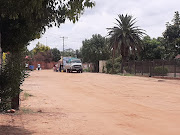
[29, 61, 57, 70]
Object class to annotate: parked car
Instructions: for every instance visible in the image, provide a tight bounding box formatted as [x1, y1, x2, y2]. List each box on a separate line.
[63, 57, 83, 73]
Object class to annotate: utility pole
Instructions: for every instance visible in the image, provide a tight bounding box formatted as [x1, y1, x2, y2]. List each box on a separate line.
[60, 36, 68, 56]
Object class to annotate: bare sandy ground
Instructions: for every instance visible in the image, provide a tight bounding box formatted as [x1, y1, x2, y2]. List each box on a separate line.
[1, 70, 180, 135]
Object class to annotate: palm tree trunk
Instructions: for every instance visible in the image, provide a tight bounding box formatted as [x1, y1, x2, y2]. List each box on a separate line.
[121, 57, 124, 73]
[121, 46, 129, 73]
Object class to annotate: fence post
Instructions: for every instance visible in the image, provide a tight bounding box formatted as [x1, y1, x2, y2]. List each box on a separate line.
[142, 61, 143, 75]
[162, 60, 165, 77]
[128, 61, 131, 74]
[134, 61, 136, 75]
[149, 61, 152, 77]
[174, 59, 177, 78]
[152, 60, 155, 77]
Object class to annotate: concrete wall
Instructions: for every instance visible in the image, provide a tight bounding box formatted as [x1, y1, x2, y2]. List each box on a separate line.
[99, 60, 107, 73]
[82, 63, 95, 72]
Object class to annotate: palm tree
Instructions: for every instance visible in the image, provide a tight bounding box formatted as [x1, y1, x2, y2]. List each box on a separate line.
[107, 14, 146, 73]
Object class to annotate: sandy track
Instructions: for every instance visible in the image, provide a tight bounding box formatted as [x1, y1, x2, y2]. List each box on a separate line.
[1, 70, 180, 135]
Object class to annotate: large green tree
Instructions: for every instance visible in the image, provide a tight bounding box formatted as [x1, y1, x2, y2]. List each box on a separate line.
[51, 48, 61, 62]
[0, 0, 95, 110]
[163, 11, 180, 59]
[0, 0, 95, 52]
[139, 36, 165, 60]
[81, 34, 110, 72]
[107, 14, 146, 73]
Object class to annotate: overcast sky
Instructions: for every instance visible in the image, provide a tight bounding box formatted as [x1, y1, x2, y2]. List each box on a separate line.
[28, 0, 180, 51]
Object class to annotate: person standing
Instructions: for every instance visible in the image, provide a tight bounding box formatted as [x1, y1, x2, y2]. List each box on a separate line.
[37, 64, 41, 71]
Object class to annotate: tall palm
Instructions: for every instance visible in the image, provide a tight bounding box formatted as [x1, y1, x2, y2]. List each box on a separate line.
[107, 14, 146, 73]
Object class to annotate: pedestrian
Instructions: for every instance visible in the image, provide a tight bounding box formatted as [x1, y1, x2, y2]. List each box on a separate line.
[59, 63, 61, 72]
[37, 64, 41, 71]
[53, 64, 56, 72]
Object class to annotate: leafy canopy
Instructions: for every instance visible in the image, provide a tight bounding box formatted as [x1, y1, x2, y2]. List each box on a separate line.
[32, 42, 50, 55]
[81, 34, 110, 71]
[163, 11, 180, 58]
[0, 0, 95, 52]
[51, 48, 61, 62]
[140, 36, 165, 60]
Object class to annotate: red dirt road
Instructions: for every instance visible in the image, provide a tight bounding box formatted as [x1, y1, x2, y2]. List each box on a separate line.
[1, 70, 180, 135]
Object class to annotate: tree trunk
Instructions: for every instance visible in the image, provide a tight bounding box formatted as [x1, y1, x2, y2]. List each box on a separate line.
[11, 94, 20, 110]
[121, 57, 124, 73]
[121, 55, 128, 73]
[121, 46, 129, 73]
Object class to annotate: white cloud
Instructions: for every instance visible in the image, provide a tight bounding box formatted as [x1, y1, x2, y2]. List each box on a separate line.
[28, 0, 180, 51]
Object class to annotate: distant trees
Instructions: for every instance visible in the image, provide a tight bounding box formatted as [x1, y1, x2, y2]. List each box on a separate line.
[32, 42, 50, 55]
[107, 14, 146, 73]
[33, 51, 53, 63]
[28, 42, 83, 63]
[51, 48, 61, 62]
[31, 42, 54, 62]
[139, 36, 165, 60]
[81, 34, 110, 72]
[63, 48, 76, 57]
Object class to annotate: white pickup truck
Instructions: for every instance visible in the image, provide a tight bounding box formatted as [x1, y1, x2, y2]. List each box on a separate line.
[63, 57, 83, 73]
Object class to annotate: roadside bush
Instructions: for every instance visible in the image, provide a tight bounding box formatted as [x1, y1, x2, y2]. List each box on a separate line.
[153, 66, 168, 76]
[106, 59, 113, 73]
[123, 66, 135, 74]
[83, 68, 90, 72]
[106, 56, 122, 74]
[0, 72, 11, 112]
[0, 50, 28, 112]
[102, 66, 106, 73]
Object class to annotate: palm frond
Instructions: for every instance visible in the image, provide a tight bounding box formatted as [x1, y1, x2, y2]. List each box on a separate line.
[107, 14, 146, 58]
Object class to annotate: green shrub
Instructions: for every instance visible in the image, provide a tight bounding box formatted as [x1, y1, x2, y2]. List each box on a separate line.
[106, 56, 122, 74]
[102, 66, 105, 73]
[0, 49, 28, 112]
[153, 66, 168, 76]
[83, 68, 90, 72]
[106, 59, 113, 73]
[123, 66, 135, 74]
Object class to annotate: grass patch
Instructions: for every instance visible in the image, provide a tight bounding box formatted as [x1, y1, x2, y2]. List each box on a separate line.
[117, 73, 135, 76]
[19, 108, 34, 114]
[23, 92, 33, 100]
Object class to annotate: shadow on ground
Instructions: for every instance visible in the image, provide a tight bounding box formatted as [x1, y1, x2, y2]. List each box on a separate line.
[0, 125, 34, 135]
